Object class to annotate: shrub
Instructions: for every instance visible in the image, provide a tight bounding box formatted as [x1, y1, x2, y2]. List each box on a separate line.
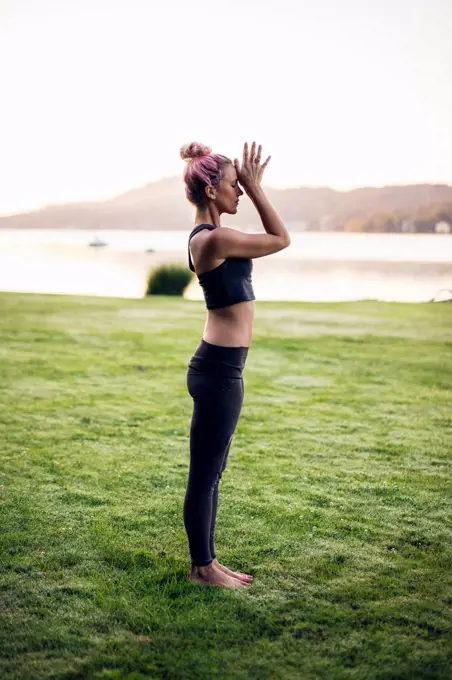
[145, 263, 194, 296]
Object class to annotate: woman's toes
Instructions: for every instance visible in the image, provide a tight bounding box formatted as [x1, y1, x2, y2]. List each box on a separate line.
[213, 560, 253, 582]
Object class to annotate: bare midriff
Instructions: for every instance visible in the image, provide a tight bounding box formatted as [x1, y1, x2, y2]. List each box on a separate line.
[202, 300, 255, 348]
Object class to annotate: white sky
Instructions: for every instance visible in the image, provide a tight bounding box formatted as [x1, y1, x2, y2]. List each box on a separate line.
[1, 0, 451, 215]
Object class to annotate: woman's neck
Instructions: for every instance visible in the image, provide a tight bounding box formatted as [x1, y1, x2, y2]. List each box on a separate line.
[195, 203, 221, 228]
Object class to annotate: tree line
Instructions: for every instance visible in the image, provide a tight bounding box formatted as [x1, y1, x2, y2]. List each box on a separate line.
[341, 202, 452, 233]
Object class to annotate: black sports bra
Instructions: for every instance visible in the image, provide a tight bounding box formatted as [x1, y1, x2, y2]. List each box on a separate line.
[188, 224, 256, 310]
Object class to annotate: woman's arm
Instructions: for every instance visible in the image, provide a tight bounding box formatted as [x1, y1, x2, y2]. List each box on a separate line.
[236, 141, 290, 246]
[206, 141, 290, 260]
[246, 184, 290, 246]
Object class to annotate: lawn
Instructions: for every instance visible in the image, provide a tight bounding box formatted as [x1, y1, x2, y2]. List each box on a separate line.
[0, 292, 451, 679]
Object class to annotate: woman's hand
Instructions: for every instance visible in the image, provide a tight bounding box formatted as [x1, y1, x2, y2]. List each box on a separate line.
[234, 141, 271, 194]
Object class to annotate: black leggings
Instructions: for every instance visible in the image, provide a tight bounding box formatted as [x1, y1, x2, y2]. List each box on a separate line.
[184, 339, 248, 567]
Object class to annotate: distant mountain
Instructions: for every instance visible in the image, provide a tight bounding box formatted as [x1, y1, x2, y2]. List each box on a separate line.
[1, 177, 451, 232]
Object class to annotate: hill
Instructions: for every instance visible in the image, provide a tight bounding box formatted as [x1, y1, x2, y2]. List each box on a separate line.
[1, 178, 451, 232]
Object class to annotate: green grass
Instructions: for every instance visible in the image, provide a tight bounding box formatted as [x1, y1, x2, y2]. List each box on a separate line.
[0, 292, 451, 680]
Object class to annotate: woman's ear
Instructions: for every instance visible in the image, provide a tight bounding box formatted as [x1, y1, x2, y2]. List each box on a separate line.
[205, 185, 216, 201]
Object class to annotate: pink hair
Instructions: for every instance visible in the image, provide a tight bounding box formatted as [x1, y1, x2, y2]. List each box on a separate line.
[180, 142, 231, 206]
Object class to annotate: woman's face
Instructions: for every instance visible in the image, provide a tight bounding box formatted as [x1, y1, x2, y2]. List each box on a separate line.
[211, 163, 244, 215]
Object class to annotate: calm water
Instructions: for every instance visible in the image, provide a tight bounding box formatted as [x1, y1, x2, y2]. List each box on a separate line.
[0, 229, 451, 302]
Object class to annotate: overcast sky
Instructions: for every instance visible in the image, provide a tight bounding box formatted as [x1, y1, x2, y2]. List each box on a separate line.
[1, 0, 451, 214]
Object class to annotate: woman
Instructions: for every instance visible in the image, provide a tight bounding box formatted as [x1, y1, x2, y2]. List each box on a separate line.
[182, 140, 290, 588]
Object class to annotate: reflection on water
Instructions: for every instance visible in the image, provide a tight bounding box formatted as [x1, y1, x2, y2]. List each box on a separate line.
[249, 258, 452, 302]
[0, 230, 451, 302]
[0, 244, 151, 298]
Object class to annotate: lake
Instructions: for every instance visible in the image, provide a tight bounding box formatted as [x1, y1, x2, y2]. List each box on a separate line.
[0, 229, 451, 302]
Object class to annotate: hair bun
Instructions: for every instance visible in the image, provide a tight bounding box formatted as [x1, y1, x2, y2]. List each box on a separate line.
[180, 142, 212, 162]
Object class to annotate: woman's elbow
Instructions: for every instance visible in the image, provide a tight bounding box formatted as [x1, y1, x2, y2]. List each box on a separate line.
[280, 234, 291, 250]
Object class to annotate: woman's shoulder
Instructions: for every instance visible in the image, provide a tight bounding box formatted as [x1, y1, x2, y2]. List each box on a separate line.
[189, 224, 217, 241]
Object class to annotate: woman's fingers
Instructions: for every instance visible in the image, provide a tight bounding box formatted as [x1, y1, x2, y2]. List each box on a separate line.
[243, 141, 264, 165]
[261, 155, 271, 171]
[255, 144, 262, 164]
[249, 141, 256, 163]
[243, 142, 249, 165]
[240, 142, 270, 182]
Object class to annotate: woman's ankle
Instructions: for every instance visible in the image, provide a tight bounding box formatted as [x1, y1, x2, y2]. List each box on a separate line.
[192, 561, 214, 574]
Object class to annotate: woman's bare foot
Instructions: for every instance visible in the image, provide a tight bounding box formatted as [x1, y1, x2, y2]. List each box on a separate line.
[189, 562, 249, 588]
[212, 558, 253, 583]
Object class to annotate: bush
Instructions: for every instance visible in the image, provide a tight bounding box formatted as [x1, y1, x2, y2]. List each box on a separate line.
[145, 263, 194, 296]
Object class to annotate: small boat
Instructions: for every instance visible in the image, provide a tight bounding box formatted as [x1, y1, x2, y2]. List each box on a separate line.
[89, 236, 108, 247]
[145, 247, 155, 253]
